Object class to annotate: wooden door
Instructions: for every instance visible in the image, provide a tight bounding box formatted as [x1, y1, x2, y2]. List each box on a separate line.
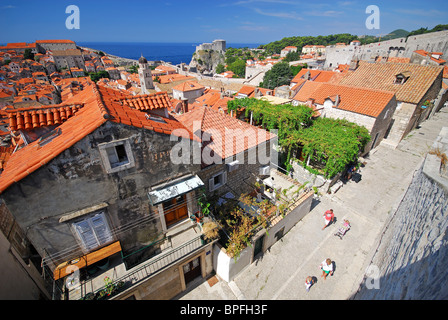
[163, 195, 188, 227]
[183, 257, 201, 285]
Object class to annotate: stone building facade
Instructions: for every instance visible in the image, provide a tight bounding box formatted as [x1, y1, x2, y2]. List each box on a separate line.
[52, 49, 86, 71]
[36, 40, 78, 54]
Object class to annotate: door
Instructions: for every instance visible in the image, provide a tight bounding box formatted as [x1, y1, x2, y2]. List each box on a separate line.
[253, 235, 265, 259]
[163, 195, 188, 227]
[183, 257, 201, 285]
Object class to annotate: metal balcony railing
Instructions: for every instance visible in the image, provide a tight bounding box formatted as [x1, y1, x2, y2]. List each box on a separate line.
[77, 235, 206, 300]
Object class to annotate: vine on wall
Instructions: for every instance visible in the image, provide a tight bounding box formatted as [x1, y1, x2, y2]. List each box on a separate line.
[227, 98, 370, 178]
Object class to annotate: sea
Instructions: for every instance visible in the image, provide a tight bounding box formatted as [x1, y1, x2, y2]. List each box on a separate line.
[77, 42, 262, 65]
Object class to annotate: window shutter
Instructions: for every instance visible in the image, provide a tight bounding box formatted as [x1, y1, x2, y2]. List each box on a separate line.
[75, 220, 98, 251]
[106, 146, 119, 165]
[222, 171, 227, 185]
[208, 177, 215, 192]
[91, 213, 112, 245]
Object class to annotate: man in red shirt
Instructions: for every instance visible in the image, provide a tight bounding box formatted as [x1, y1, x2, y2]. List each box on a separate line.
[322, 209, 335, 230]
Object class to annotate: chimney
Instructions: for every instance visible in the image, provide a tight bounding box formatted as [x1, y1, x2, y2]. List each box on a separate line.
[334, 95, 340, 107]
[182, 98, 189, 113]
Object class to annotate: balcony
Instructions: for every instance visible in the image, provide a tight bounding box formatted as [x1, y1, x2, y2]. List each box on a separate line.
[62, 220, 213, 300]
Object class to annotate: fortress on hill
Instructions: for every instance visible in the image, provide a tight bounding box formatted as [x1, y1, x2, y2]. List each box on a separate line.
[195, 39, 226, 52]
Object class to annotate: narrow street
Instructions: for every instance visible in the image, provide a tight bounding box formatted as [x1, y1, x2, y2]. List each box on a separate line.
[177, 106, 448, 300]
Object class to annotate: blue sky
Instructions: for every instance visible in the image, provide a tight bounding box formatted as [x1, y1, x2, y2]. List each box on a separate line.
[0, 0, 447, 44]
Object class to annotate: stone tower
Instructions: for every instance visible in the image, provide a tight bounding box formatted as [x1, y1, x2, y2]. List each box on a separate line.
[138, 55, 154, 94]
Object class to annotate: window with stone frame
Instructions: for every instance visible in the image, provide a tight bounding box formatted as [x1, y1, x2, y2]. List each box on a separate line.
[98, 138, 136, 174]
[209, 171, 227, 192]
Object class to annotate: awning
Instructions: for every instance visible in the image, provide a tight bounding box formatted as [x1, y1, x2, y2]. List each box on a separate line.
[148, 175, 204, 206]
[53, 241, 122, 280]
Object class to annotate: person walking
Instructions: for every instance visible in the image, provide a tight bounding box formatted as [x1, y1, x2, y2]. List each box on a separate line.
[322, 209, 335, 230]
[320, 258, 334, 280]
[305, 276, 315, 292]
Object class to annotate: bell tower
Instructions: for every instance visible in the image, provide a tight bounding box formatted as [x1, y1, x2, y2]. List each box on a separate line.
[138, 55, 154, 94]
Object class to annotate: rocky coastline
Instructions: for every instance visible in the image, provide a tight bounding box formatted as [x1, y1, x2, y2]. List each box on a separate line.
[78, 45, 139, 67]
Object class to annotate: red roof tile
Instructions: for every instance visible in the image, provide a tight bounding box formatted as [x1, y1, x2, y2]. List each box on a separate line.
[175, 106, 275, 160]
[293, 81, 395, 118]
[0, 84, 197, 193]
[120, 92, 172, 111]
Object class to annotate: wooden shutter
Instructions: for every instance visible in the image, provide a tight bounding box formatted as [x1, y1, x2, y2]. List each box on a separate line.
[106, 146, 119, 166]
[91, 213, 112, 245]
[75, 220, 98, 251]
[208, 177, 215, 192]
[74, 213, 112, 251]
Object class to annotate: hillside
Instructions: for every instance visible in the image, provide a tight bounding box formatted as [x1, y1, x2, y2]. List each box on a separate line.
[380, 29, 410, 40]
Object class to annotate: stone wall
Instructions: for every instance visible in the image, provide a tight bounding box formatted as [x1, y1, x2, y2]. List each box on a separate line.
[213, 190, 314, 282]
[324, 30, 448, 69]
[1, 122, 200, 269]
[352, 127, 448, 300]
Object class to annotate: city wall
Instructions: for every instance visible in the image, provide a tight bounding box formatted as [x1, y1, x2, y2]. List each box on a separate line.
[325, 30, 448, 69]
[352, 127, 448, 299]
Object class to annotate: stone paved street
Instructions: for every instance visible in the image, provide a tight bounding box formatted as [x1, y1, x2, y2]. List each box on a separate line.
[176, 106, 448, 301]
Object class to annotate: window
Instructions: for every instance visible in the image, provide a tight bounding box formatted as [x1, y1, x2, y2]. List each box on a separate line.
[394, 71, 410, 85]
[73, 212, 113, 252]
[106, 144, 129, 168]
[209, 171, 227, 192]
[99, 139, 135, 173]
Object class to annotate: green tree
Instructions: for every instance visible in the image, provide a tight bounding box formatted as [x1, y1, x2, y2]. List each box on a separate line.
[128, 65, 138, 74]
[89, 70, 110, 82]
[215, 63, 225, 74]
[283, 51, 300, 62]
[260, 62, 293, 89]
[227, 58, 246, 78]
[24, 49, 34, 60]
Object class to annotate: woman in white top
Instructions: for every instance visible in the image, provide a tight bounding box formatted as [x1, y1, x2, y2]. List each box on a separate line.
[320, 258, 333, 280]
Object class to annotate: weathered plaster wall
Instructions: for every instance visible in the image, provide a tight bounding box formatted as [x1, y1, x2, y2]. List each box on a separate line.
[1, 122, 200, 268]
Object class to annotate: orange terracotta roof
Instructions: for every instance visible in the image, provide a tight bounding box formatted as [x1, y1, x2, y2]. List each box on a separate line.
[387, 57, 411, 64]
[155, 65, 176, 73]
[0, 86, 107, 193]
[0, 84, 197, 193]
[291, 69, 338, 83]
[120, 92, 172, 111]
[158, 74, 195, 84]
[339, 61, 443, 104]
[414, 50, 446, 64]
[6, 104, 84, 131]
[175, 106, 275, 160]
[0, 146, 15, 171]
[96, 86, 194, 140]
[237, 85, 256, 96]
[172, 81, 204, 92]
[293, 81, 395, 118]
[0, 42, 36, 50]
